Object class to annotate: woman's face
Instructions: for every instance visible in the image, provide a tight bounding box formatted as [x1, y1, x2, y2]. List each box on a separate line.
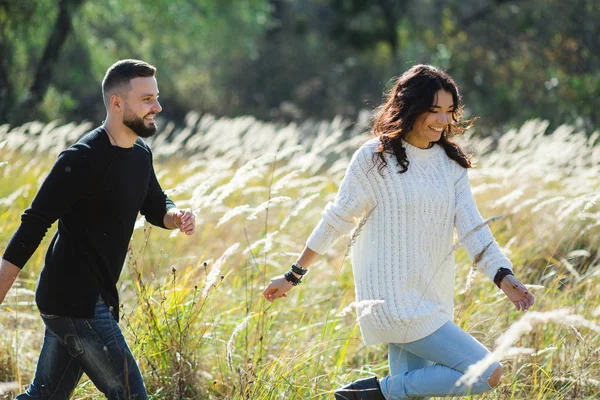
[406, 89, 455, 147]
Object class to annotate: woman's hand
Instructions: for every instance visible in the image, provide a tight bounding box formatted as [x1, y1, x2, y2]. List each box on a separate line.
[263, 275, 294, 302]
[500, 275, 535, 311]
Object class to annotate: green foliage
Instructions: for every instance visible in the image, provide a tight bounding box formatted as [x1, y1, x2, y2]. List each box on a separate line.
[0, 0, 57, 100]
[435, 0, 600, 132]
[1, 0, 599, 132]
[78, 0, 269, 119]
[0, 0, 271, 123]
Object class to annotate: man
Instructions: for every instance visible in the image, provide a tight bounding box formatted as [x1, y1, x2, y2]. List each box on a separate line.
[0, 59, 195, 399]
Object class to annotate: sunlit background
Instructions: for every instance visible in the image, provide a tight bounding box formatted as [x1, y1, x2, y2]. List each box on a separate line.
[0, 1, 599, 399]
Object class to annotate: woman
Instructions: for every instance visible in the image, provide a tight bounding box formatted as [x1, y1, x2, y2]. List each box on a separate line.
[263, 64, 534, 400]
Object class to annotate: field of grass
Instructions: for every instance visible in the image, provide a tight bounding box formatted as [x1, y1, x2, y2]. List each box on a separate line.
[0, 115, 598, 399]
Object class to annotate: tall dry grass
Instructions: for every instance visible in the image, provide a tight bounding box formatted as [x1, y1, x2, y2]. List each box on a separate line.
[0, 115, 598, 399]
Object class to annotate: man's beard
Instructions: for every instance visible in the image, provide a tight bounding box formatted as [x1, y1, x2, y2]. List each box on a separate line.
[123, 108, 158, 138]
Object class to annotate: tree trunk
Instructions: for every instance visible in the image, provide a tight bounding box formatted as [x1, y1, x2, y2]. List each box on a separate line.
[0, 0, 16, 123]
[377, 0, 406, 59]
[266, 0, 284, 39]
[0, 34, 13, 123]
[17, 0, 86, 123]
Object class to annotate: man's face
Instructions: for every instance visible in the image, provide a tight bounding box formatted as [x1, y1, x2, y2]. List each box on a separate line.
[122, 77, 162, 138]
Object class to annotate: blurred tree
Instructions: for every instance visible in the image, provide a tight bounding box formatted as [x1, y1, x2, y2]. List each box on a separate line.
[0, 0, 599, 133]
[1, 0, 270, 124]
[437, 0, 600, 131]
[20, 0, 86, 123]
[329, 0, 408, 58]
[63, 0, 271, 122]
[0, 0, 85, 123]
[228, 0, 412, 120]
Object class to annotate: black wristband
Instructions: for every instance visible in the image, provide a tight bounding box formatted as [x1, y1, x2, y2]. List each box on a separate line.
[291, 263, 308, 276]
[284, 270, 302, 286]
[494, 267, 514, 288]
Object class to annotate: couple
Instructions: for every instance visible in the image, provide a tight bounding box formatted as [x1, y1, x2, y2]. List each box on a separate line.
[0, 59, 534, 399]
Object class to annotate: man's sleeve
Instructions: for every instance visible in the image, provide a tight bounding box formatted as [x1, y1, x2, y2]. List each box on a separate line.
[3, 145, 93, 269]
[140, 159, 175, 228]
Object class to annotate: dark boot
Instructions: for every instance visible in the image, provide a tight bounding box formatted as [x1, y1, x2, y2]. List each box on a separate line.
[334, 376, 386, 400]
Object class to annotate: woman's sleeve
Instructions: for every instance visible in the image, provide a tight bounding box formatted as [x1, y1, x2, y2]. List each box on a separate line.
[306, 147, 374, 255]
[454, 166, 512, 281]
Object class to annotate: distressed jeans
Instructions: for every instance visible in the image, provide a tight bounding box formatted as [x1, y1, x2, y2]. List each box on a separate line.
[16, 297, 147, 399]
[380, 321, 500, 399]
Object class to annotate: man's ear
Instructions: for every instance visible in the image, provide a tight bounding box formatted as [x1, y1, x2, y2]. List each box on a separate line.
[110, 94, 123, 112]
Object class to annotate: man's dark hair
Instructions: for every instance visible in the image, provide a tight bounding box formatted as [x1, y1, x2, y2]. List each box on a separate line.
[102, 59, 156, 107]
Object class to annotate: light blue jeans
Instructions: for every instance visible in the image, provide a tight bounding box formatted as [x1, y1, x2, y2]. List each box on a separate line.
[380, 321, 500, 399]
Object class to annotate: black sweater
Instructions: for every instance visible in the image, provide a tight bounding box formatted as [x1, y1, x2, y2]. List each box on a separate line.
[3, 127, 175, 321]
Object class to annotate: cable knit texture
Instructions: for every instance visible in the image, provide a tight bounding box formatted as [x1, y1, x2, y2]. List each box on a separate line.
[306, 138, 512, 345]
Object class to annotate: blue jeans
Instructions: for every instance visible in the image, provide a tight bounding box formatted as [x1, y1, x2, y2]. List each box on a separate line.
[16, 298, 147, 399]
[380, 321, 500, 399]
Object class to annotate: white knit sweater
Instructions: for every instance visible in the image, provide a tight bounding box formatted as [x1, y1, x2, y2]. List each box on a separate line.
[306, 138, 512, 345]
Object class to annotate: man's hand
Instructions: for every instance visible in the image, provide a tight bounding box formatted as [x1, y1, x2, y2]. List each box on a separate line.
[165, 208, 196, 235]
[500, 275, 535, 311]
[0, 260, 21, 306]
[173, 208, 196, 235]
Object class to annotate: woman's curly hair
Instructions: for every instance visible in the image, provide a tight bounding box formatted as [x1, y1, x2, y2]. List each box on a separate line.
[372, 64, 474, 174]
